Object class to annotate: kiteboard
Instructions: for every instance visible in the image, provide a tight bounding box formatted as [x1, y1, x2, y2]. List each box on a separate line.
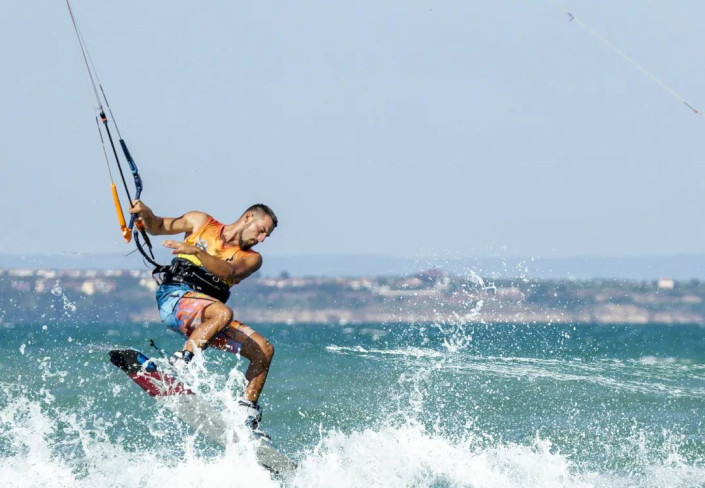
[108, 348, 297, 477]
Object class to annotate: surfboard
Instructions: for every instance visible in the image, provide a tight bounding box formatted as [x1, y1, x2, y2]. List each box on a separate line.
[108, 348, 297, 478]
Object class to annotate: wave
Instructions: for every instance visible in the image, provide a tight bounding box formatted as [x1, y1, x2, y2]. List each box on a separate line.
[325, 345, 705, 399]
[2, 394, 704, 488]
[326, 345, 445, 359]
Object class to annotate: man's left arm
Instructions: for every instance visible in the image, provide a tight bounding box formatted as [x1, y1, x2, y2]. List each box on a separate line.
[162, 240, 262, 282]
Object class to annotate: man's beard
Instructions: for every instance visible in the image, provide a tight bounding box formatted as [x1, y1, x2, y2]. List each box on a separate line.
[239, 222, 255, 250]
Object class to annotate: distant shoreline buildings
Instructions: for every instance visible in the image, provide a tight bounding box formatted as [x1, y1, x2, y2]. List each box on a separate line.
[1, 268, 703, 325]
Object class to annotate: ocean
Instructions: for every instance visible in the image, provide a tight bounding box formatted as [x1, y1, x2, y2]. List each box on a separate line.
[2, 298, 705, 486]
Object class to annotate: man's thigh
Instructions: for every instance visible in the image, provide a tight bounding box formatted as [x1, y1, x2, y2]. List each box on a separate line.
[167, 291, 220, 336]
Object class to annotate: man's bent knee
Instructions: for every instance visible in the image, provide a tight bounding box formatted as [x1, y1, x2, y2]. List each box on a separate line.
[261, 340, 274, 363]
[245, 335, 275, 365]
[207, 302, 234, 329]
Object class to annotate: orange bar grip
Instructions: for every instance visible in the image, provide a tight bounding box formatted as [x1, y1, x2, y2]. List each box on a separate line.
[111, 183, 132, 243]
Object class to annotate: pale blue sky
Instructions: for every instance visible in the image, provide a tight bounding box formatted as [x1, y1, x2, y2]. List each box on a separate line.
[1, 1, 704, 263]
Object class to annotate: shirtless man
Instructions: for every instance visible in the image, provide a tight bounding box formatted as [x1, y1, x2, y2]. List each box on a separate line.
[129, 201, 278, 432]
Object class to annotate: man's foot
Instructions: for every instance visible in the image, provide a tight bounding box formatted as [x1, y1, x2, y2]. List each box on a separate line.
[251, 429, 272, 442]
[169, 349, 194, 367]
[238, 399, 262, 429]
[237, 399, 270, 440]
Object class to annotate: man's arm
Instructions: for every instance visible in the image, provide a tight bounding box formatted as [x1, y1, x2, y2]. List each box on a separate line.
[163, 240, 263, 283]
[129, 201, 208, 237]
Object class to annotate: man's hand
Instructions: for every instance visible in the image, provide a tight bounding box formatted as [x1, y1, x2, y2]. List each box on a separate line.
[162, 239, 233, 281]
[128, 200, 159, 233]
[163, 240, 201, 255]
[129, 200, 153, 219]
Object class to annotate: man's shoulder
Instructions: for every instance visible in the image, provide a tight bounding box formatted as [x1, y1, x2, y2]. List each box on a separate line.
[183, 211, 213, 230]
[187, 211, 212, 220]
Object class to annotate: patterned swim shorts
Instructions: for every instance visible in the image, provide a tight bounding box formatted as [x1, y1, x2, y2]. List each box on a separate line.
[156, 284, 248, 354]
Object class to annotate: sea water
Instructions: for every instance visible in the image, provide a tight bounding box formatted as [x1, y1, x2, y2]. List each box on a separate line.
[1, 310, 705, 486]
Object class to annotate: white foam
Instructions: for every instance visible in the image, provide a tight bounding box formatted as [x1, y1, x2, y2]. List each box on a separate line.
[0, 395, 277, 488]
[4, 340, 705, 488]
[291, 424, 597, 488]
[325, 346, 705, 399]
[2, 393, 704, 488]
[326, 344, 444, 359]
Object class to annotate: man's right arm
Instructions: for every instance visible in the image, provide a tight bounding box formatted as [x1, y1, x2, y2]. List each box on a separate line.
[129, 201, 208, 237]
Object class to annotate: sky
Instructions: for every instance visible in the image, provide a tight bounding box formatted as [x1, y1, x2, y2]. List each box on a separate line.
[1, 0, 705, 265]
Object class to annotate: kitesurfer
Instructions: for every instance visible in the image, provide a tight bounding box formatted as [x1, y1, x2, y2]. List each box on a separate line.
[129, 200, 278, 433]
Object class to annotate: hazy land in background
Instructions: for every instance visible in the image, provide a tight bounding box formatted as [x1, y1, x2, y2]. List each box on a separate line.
[3, 264, 703, 326]
[3, 253, 705, 280]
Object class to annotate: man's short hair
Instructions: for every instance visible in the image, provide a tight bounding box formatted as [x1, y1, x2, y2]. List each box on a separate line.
[246, 203, 278, 228]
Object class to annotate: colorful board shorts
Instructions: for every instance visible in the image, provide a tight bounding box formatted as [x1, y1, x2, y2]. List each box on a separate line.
[156, 284, 249, 354]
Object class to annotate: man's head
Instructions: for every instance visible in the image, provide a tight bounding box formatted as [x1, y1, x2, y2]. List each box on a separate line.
[238, 203, 278, 250]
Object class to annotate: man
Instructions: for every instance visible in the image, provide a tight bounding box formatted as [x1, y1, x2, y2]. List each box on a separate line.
[129, 201, 278, 433]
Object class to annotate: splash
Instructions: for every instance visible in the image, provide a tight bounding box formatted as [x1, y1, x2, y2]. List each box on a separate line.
[4, 389, 702, 488]
[3, 313, 705, 487]
[50, 282, 78, 316]
[292, 424, 594, 488]
[0, 382, 278, 487]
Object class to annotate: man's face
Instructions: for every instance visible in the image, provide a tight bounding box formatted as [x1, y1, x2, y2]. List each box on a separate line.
[239, 214, 275, 250]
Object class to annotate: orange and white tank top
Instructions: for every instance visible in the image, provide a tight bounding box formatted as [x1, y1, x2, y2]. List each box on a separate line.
[177, 216, 257, 287]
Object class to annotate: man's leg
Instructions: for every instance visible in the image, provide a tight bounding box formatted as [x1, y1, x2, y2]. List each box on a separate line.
[170, 293, 274, 399]
[181, 300, 233, 353]
[207, 321, 274, 432]
[167, 294, 274, 429]
[209, 321, 274, 404]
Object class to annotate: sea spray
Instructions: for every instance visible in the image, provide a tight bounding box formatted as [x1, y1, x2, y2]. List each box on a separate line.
[2, 314, 705, 487]
[290, 424, 592, 487]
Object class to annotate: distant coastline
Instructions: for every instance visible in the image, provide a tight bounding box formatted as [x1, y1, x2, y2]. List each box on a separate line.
[2, 268, 703, 326]
[2, 252, 705, 280]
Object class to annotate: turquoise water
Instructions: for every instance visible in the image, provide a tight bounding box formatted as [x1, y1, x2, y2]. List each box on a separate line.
[2, 314, 705, 486]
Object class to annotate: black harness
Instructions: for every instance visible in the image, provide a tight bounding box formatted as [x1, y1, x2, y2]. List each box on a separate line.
[157, 258, 231, 303]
